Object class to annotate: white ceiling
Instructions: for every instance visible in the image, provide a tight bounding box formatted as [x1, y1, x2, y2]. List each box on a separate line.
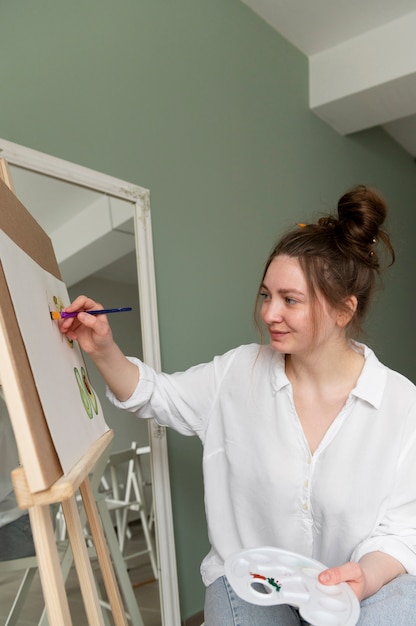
[242, 0, 416, 157]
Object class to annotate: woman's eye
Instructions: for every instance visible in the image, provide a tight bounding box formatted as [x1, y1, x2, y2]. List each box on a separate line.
[285, 297, 297, 305]
[260, 291, 270, 300]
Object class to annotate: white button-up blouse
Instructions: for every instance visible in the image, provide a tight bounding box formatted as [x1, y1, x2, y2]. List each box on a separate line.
[107, 342, 416, 586]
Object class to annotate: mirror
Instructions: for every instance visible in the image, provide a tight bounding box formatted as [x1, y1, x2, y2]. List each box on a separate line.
[0, 138, 181, 625]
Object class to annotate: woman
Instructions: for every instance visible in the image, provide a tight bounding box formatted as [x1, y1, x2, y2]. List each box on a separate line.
[60, 185, 416, 625]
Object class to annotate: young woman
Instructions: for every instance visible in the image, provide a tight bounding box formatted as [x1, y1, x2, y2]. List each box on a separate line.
[60, 185, 416, 625]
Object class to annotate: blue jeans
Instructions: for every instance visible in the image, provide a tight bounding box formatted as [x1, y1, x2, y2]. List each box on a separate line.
[204, 574, 416, 626]
[0, 514, 35, 561]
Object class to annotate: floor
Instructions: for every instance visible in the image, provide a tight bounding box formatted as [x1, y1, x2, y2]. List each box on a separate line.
[0, 520, 161, 626]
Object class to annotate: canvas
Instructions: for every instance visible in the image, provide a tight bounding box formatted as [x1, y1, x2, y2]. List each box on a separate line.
[0, 229, 109, 474]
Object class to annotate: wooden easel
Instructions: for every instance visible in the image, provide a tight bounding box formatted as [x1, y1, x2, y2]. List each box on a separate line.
[12, 431, 128, 625]
[0, 160, 132, 625]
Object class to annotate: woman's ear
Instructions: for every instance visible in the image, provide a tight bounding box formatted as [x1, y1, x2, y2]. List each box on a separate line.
[337, 296, 358, 328]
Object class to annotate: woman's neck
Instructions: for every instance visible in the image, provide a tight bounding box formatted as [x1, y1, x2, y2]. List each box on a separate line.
[285, 340, 365, 455]
[284, 339, 364, 389]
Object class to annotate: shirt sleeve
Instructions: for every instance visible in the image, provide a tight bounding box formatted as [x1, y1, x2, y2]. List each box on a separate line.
[106, 350, 239, 438]
[350, 400, 416, 574]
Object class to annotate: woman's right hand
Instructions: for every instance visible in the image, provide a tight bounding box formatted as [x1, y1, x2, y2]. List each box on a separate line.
[58, 295, 115, 356]
[59, 295, 140, 402]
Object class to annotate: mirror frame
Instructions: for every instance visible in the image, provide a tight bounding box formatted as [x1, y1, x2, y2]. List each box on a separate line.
[0, 138, 181, 625]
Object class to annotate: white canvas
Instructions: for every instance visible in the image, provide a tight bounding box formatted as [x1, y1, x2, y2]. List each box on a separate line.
[0, 230, 109, 474]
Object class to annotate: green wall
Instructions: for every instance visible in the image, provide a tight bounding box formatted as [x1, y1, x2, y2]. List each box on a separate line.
[1, 0, 415, 618]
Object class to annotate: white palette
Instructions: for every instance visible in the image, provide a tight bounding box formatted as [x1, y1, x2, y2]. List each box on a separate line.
[225, 547, 360, 626]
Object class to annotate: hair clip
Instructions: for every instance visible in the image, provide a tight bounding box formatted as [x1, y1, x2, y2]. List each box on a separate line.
[297, 223, 306, 228]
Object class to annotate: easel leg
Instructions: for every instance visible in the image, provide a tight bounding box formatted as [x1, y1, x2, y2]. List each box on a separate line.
[80, 477, 129, 626]
[28, 504, 72, 626]
[38, 543, 75, 626]
[61, 494, 105, 626]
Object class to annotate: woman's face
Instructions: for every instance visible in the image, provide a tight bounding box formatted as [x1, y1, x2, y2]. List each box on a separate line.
[259, 254, 340, 356]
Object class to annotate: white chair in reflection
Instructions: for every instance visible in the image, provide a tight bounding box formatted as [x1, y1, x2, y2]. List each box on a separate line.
[103, 442, 158, 580]
[87, 446, 146, 625]
[0, 554, 44, 626]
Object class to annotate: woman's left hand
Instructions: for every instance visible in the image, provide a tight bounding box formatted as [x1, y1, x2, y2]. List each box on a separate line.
[318, 552, 405, 601]
[318, 561, 366, 600]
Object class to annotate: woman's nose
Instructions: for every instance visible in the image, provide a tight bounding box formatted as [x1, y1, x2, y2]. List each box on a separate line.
[261, 300, 283, 324]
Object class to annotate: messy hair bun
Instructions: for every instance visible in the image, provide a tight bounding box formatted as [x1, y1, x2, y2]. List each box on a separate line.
[256, 185, 395, 336]
[317, 185, 394, 270]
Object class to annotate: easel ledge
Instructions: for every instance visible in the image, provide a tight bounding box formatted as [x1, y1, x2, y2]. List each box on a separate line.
[12, 430, 114, 508]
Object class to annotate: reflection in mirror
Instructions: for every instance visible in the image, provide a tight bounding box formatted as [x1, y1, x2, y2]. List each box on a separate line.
[0, 139, 180, 626]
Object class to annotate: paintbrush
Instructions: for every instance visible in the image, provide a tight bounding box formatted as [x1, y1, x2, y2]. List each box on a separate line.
[50, 307, 132, 320]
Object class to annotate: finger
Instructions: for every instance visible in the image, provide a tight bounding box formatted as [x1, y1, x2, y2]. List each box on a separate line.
[63, 295, 88, 312]
[58, 296, 103, 331]
[64, 295, 103, 313]
[319, 562, 361, 585]
[78, 313, 113, 344]
[77, 311, 108, 333]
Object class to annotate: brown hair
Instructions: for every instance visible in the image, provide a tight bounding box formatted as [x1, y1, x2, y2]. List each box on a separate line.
[255, 185, 395, 337]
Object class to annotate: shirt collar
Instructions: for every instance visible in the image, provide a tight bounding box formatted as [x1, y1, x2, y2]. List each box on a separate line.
[270, 351, 290, 394]
[269, 341, 387, 409]
[350, 341, 387, 409]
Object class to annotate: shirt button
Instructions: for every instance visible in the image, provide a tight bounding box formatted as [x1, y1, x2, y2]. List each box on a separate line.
[302, 503, 309, 511]
[304, 480, 309, 488]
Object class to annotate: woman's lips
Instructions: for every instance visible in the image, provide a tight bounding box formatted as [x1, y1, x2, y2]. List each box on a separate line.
[269, 330, 289, 340]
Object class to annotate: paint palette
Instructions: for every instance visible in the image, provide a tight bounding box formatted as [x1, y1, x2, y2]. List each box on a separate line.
[225, 547, 360, 626]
